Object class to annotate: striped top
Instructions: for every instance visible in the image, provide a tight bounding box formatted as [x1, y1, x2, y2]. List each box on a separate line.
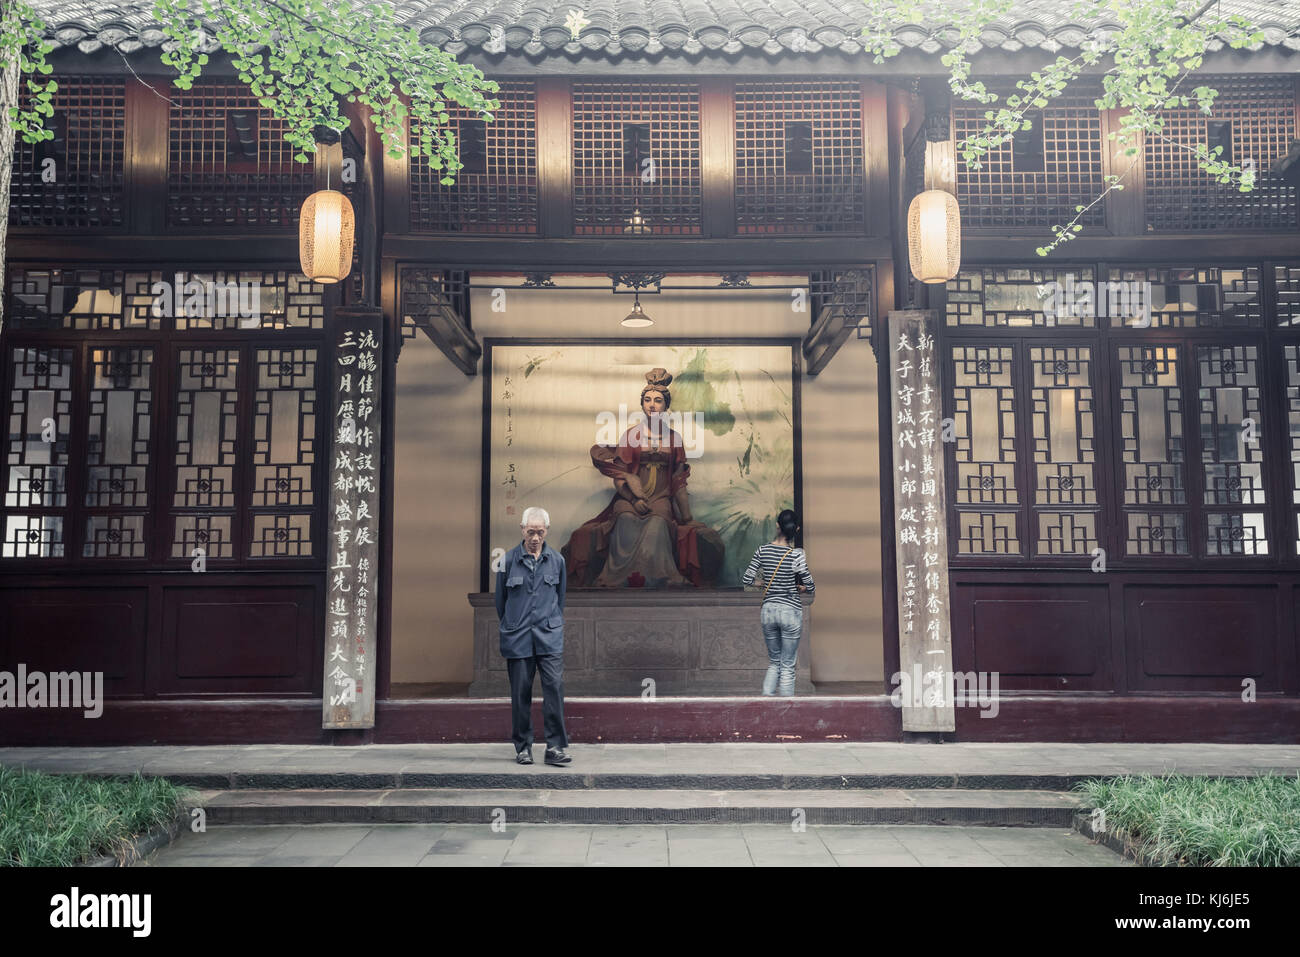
[741, 542, 815, 610]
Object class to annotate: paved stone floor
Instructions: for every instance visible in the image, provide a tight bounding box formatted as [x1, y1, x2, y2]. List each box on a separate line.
[141, 823, 1130, 867]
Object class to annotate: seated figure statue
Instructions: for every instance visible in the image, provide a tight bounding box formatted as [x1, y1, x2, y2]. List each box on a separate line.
[562, 368, 724, 587]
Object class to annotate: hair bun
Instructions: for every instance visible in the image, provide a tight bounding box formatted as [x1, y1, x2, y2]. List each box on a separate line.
[645, 368, 673, 387]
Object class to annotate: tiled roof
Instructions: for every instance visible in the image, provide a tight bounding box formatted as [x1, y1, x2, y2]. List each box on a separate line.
[27, 0, 1300, 59]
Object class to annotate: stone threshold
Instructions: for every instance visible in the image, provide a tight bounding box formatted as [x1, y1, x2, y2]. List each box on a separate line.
[195, 787, 1086, 826]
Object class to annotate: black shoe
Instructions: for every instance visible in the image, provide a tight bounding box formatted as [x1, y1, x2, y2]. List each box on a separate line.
[544, 747, 572, 767]
[515, 748, 533, 765]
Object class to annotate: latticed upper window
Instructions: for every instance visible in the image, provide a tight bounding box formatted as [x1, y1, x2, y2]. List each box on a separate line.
[8, 78, 126, 229]
[7, 267, 325, 332]
[1105, 266, 1262, 328]
[945, 265, 1098, 328]
[572, 82, 701, 235]
[167, 83, 315, 231]
[954, 85, 1105, 230]
[410, 82, 537, 233]
[734, 81, 864, 234]
[1145, 75, 1299, 231]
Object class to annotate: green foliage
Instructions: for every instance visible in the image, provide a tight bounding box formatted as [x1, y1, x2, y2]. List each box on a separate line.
[152, 0, 500, 178]
[861, 0, 1266, 255]
[0, 765, 193, 867]
[1076, 772, 1300, 867]
[1, 0, 58, 144]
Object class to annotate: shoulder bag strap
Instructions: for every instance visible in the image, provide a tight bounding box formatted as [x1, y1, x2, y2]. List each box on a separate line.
[763, 546, 795, 598]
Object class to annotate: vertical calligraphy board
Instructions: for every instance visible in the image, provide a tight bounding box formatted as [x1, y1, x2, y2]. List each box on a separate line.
[888, 310, 955, 732]
[323, 308, 383, 729]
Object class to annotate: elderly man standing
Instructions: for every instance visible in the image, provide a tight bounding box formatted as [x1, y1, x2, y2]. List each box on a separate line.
[495, 506, 572, 766]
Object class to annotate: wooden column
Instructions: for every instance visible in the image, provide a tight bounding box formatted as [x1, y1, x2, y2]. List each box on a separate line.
[887, 309, 954, 733]
[920, 80, 955, 195]
[125, 77, 169, 234]
[536, 78, 573, 237]
[863, 79, 891, 237]
[324, 306, 384, 729]
[380, 97, 411, 235]
[700, 78, 736, 238]
[1100, 108, 1146, 235]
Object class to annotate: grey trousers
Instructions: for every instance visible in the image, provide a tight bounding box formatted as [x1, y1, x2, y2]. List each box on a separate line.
[506, 653, 568, 752]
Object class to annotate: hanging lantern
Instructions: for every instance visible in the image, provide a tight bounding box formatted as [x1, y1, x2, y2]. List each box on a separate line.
[299, 189, 355, 284]
[907, 189, 961, 284]
[621, 293, 653, 328]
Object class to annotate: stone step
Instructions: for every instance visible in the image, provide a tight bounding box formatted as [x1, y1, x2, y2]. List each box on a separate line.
[197, 788, 1087, 826]
[161, 770, 1098, 791]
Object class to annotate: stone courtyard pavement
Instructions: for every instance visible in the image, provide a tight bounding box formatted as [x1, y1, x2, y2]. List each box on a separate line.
[142, 823, 1129, 867]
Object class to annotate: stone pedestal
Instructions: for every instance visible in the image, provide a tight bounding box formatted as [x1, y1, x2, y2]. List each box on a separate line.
[468, 590, 814, 696]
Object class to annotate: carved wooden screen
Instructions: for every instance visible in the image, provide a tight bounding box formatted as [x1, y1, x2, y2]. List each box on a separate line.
[167, 83, 315, 230]
[941, 262, 1297, 567]
[733, 81, 864, 233]
[1280, 265, 1300, 556]
[8, 78, 127, 230]
[953, 86, 1105, 230]
[1145, 75, 1299, 231]
[409, 81, 537, 233]
[1, 266, 328, 567]
[572, 81, 701, 235]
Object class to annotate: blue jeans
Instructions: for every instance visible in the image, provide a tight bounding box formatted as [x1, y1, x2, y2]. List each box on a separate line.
[760, 602, 802, 696]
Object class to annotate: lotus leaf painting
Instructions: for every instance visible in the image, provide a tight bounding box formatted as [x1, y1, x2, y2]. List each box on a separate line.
[487, 343, 798, 588]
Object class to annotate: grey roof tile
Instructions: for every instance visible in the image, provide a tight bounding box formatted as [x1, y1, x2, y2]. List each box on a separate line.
[21, 0, 1300, 60]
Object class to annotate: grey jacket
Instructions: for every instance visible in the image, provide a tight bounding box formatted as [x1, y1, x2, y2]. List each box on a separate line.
[494, 542, 566, 658]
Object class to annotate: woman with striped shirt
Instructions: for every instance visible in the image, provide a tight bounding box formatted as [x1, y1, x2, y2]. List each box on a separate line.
[742, 509, 815, 696]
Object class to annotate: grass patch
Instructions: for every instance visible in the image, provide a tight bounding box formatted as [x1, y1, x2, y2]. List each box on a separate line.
[0, 766, 194, 867]
[1075, 772, 1300, 867]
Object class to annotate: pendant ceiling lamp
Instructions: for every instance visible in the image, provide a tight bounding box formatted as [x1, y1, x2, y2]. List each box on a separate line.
[907, 188, 961, 284]
[621, 293, 653, 327]
[624, 206, 650, 234]
[299, 143, 355, 284]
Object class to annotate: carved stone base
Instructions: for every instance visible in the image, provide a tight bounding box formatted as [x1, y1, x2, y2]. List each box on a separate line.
[468, 591, 814, 696]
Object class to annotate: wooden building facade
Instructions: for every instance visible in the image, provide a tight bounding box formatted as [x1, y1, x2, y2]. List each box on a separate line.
[3, 1, 1300, 743]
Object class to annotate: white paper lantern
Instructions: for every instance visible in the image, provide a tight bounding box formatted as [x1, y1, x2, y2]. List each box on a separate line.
[907, 189, 961, 284]
[299, 189, 355, 284]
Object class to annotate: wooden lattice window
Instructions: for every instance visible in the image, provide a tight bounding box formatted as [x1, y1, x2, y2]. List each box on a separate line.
[950, 344, 1020, 555]
[1104, 266, 1262, 328]
[1, 265, 328, 568]
[1029, 345, 1099, 556]
[1272, 265, 1300, 328]
[942, 261, 1293, 566]
[84, 347, 154, 559]
[945, 265, 1097, 328]
[6, 268, 325, 332]
[954, 86, 1105, 230]
[572, 82, 701, 235]
[734, 81, 864, 233]
[1116, 344, 1189, 556]
[167, 83, 315, 231]
[1283, 345, 1300, 554]
[1145, 75, 1299, 231]
[8, 78, 126, 229]
[410, 82, 537, 233]
[2, 347, 73, 557]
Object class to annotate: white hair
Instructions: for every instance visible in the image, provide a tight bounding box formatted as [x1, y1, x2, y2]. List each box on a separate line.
[520, 506, 550, 528]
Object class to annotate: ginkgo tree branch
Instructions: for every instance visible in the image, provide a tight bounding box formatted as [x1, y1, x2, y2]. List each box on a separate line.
[153, 0, 500, 181]
[862, 0, 1267, 255]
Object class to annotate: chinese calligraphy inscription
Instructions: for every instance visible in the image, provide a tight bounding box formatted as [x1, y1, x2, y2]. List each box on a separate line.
[324, 308, 383, 729]
[889, 310, 954, 732]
